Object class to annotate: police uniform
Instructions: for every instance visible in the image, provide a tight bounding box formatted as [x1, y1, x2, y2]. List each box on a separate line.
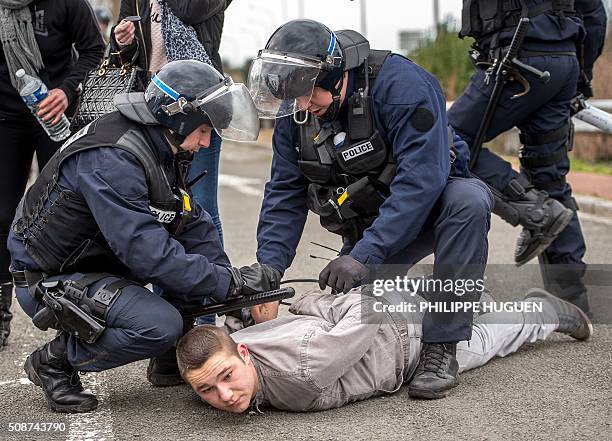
[9, 109, 233, 371]
[256, 52, 494, 345]
[448, 0, 607, 312]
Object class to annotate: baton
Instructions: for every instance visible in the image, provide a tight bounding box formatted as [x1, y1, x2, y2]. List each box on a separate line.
[469, 18, 531, 168]
[182, 287, 296, 319]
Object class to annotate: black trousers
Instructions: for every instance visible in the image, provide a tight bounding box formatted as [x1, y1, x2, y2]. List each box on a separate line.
[0, 117, 62, 282]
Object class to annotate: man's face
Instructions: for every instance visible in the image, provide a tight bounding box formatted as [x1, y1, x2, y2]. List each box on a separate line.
[298, 87, 333, 118]
[184, 344, 258, 414]
[179, 123, 213, 153]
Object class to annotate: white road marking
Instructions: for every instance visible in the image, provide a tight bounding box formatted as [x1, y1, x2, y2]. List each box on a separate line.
[219, 173, 264, 196]
[66, 371, 114, 441]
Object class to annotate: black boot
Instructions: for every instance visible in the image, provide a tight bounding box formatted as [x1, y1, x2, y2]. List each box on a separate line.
[147, 318, 194, 387]
[525, 288, 593, 340]
[408, 342, 459, 399]
[0, 283, 13, 347]
[147, 347, 183, 386]
[491, 178, 573, 266]
[24, 333, 98, 413]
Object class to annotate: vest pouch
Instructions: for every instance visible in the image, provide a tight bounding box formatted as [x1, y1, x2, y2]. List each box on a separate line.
[336, 131, 387, 175]
[306, 184, 342, 219]
[480, 0, 502, 35]
[342, 177, 385, 217]
[298, 160, 334, 185]
[460, 0, 482, 39]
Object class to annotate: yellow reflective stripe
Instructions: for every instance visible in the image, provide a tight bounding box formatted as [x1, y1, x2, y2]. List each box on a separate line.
[183, 193, 192, 212]
[337, 191, 348, 205]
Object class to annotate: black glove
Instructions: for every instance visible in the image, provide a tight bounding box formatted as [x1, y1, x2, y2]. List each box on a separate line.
[576, 79, 594, 100]
[318, 255, 369, 294]
[228, 263, 282, 298]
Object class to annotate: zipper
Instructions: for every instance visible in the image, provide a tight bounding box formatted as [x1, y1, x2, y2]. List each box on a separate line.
[135, 0, 149, 69]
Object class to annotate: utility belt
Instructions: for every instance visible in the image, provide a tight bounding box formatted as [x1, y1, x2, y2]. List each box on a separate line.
[470, 44, 576, 71]
[12, 270, 134, 343]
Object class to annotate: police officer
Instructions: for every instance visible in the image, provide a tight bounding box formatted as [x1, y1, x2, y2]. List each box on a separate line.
[248, 20, 494, 399]
[448, 0, 607, 315]
[8, 60, 280, 413]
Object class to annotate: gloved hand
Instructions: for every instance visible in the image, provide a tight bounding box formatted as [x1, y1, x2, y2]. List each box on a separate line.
[228, 263, 282, 298]
[576, 79, 594, 100]
[318, 255, 369, 294]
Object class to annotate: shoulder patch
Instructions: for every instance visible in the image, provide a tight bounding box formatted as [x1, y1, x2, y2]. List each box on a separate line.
[410, 108, 434, 132]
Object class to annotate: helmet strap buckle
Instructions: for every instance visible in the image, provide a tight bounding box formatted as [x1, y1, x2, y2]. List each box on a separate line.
[162, 97, 195, 116]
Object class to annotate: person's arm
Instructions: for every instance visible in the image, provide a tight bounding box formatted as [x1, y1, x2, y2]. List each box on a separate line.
[58, 0, 105, 107]
[256, 116, 310, 274]
[349, 58, 450, 265]
[109, 1, 138, 62]
[290, 292, 382, 389]
[577, 0, 608, 88]
[74, 148, 232, 304]
[165, 0, 227, 25]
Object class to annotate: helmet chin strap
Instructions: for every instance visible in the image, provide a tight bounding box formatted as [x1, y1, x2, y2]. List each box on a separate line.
[162, 127, 187, 149]
[316, 73, 344, 123]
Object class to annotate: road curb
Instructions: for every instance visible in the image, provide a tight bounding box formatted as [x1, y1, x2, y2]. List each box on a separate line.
[575, 195, 612, 219]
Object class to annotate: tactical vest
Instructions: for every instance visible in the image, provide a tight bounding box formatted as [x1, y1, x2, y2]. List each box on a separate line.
[12, 111, 186, 275]
[460, 0, 576, 42]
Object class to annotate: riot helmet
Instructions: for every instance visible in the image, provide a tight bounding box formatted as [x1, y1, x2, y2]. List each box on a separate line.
[248, 19, 345, 119]
[145, 60, 260, 141]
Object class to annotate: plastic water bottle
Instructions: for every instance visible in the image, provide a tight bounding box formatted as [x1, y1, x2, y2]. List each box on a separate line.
[333, 131, 346, 149]
[15, 69, 71, 142]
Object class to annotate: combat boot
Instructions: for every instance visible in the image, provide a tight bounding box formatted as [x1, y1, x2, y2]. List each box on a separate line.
[147, 347, 184, 386]
[408, 342, 459, 399]
[24, 333, 98, 413]
[525, 288, 593, 340]
[147, 318, 194, 386]
[491, 178, 573, 266]
[0, 283, 13, 347]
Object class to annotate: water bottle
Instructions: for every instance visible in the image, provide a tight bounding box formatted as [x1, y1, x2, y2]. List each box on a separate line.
[15, 69, 71, 142]
[333, 131, 346, 149]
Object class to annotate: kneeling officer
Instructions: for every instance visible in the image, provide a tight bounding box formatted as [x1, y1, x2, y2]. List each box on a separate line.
[8, 60, 279, 413]
[248, 20, 494, 399]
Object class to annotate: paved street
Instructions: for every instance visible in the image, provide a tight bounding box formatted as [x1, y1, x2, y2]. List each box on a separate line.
[0, 142, 610, 441]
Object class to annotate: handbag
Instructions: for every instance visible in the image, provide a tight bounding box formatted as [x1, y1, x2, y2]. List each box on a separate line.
[70, 44, 148, 131]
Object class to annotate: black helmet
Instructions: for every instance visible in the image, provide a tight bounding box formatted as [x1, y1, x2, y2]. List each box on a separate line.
[248, 19, 345, 119]
[144, 60, 260, 141]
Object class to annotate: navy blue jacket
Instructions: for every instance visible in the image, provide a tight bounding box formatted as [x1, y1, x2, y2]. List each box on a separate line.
[256, 54, 470, 271]
[9, 131, 232, 305]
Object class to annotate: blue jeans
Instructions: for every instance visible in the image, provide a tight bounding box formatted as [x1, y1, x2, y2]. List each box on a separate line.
[154, 132, 223, 326]
[190, 131, 223, 245]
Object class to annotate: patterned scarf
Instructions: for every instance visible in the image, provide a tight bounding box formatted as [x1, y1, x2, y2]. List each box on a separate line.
[158, 0, 212, 65]
[0, 0, 44, 87]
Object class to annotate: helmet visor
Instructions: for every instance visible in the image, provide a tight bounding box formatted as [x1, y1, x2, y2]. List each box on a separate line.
[198, 82, 260, 142]
[247, 56, 321, 119]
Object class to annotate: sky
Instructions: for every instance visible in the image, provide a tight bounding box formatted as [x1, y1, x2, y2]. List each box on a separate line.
[219, 0, 462, 67]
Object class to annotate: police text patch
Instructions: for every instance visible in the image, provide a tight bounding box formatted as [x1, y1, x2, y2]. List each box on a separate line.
[150, 206, 176, 223]
[341, 141, 374, 161]
[410, 108, 435, 132]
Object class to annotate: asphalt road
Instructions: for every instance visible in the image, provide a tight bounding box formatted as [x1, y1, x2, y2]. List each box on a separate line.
[0, 142, 610, 441]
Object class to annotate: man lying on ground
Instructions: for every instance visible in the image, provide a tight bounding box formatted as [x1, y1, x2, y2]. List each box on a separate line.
[176, 287, 592, 413]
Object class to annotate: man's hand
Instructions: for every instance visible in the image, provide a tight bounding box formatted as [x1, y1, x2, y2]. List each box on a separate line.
[250, 301, 280, 324]
[114, 19, 135, 48]
[37, 89, 68, 124]
[319, 255, 369, 294]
